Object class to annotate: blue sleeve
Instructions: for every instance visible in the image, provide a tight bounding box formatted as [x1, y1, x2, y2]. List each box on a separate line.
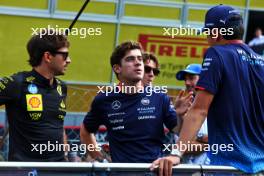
[162, 94, 178, 131]
[196, 47, 224, 95]
[83, 97, 103, 133]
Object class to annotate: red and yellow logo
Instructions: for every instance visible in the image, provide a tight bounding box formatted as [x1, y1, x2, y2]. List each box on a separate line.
[26, 94, 43, 111]
[29, 97, 41, 108]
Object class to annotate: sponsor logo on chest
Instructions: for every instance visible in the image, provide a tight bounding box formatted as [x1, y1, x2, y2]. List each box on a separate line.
[26, 94, 43, 111]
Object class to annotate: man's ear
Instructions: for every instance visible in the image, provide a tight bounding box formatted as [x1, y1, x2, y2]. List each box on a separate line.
[43, 51, 52, 63]
[113, 64, 121, 74]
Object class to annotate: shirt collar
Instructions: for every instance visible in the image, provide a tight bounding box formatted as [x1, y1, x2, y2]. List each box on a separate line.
[30, 69, 57, 88]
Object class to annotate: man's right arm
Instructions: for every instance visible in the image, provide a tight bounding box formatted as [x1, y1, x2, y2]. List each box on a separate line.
[80, 124, 104, 161]
[0, 76, 18, 105]
[81, 98, 105, 161]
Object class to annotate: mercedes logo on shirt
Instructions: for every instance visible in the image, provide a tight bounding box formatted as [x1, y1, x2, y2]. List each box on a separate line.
[112, 100, 121, 110]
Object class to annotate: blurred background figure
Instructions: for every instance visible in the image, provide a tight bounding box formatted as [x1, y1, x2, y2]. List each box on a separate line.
[248, 28, 264, 55]
[142, 52, 160, 86]
[176, 64, 201, 94]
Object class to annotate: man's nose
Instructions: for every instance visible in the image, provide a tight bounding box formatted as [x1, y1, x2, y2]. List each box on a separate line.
[148, 70, 154, 76]
[66, 56, 71, 64]
[185, 80, 191, 86]
[135, 58, 142, 66]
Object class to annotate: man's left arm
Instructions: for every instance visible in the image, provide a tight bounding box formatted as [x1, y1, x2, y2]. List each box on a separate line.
[151, 90, 214, 176]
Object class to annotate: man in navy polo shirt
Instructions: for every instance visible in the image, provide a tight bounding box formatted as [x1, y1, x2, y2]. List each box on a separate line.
[80, 41, 191, 163]
[152, 4, 264, 175]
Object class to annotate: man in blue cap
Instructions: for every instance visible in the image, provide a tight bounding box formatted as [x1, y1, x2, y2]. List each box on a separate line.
[175, 64, 210, 165]
[176, 64, 201, 93]
[151, 4, 264, 175]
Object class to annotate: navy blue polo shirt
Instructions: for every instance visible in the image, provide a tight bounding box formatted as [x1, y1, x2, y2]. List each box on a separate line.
[196, 43, 264, 173]
[83, 88, 178, 163]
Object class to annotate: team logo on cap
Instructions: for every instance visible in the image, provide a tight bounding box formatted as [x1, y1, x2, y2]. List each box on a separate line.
[112, 100, 121, 110]
[26, 94, 43, 111]
[219, 19, 226, 24]
[141, 97, 150, 106]
[27, 84, 38, 94]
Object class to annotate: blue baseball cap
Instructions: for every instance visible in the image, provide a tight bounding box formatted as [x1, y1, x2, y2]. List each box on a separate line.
[176, 64, 202, 81]
[203, 4, 243, 30]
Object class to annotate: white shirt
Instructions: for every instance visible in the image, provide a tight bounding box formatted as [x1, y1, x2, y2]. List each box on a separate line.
[197, 118, 208, 136]
[248, 35, 264, 47]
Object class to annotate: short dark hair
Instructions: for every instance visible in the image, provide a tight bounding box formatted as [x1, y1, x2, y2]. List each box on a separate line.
[143, 52, 159, 68]
[27, 29, 70, 67]
[223, 15, 244, 40]
[110, 41, 143, 68]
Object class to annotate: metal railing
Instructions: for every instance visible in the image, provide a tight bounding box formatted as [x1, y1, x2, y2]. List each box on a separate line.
[0, 162, 244, 175]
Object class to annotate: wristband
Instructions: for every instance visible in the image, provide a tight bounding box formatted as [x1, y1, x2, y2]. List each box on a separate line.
[170, 148, 183, 158]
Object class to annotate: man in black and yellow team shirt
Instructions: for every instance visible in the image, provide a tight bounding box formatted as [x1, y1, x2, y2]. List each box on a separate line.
[0, 29, 71, 161]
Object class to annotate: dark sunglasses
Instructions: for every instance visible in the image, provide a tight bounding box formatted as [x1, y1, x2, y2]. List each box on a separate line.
[50, 51, 69, 60]
[144, 66, 160, 76]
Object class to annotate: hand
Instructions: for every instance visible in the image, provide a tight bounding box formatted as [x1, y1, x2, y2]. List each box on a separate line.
[175, 90, 193, 118]
[150, 155, 181, 176]
[89, 151, 104, 162]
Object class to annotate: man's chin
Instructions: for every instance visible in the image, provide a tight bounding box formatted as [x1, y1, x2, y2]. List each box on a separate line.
[132, 76, 143, 82]
[186, 87, 195, 92]
[55, 71, 65, 76]
[144, 80, 152, 85]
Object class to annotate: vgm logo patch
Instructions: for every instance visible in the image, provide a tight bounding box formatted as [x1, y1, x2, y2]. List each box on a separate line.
[26, 94, 43, 111]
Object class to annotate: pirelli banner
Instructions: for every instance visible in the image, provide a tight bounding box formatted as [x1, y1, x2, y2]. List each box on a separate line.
[135, 30, 209, 86]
